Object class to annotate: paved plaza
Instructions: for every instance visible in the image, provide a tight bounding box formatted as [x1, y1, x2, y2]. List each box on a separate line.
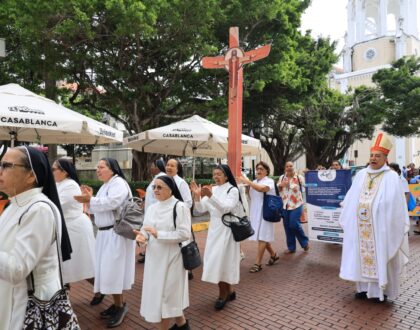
[71, 221, 420, 329]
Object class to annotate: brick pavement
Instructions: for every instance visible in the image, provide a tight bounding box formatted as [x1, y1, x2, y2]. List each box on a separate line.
[70, 222, 420, 329]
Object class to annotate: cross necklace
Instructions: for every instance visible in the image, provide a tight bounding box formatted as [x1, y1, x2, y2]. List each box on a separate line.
[367, 172, 383, 190]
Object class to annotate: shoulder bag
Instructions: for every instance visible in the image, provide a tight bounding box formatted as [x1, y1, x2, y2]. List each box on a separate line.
[113, 180, 145, 240]
[173, 201, 202, 270]
[263, 179, 283, 223]
[222, 187, 255, 242]
[20, 201, 80, 330]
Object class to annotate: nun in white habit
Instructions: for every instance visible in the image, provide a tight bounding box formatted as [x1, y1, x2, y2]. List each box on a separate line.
[135, 175, 191, 330]
[74, 158, 135, 328]
[52, 158, 95, 284]
[0, 146, 73, 330]
[190, 164, 241, 311]
[165, 158, 193, 209]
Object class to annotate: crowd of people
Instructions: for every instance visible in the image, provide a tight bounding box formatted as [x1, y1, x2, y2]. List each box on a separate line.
[0, 132, 417, 329]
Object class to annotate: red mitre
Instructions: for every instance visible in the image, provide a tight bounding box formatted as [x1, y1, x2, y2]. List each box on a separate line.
[371, 132, 393, 155]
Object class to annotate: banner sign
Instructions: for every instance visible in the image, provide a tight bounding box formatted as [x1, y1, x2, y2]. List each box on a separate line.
[409, 183, 420, 217]
[305, 170, 352, 244]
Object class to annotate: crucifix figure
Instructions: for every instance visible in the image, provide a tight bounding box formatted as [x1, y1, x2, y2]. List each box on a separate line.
[202, 27, 270, 176]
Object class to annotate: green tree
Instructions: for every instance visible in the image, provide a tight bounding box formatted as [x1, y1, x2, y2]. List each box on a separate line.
[368, 56, 420, 136]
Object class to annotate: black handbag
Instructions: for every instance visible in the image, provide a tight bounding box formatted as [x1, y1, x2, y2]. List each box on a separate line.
[20, 201, 80, 330]
[173, 201, 202, 270]
[222, 187, 255, 242]
[263, 183, 283, 223]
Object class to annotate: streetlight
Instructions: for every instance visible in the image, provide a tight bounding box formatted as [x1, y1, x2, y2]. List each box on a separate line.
[0, 38, 5, 57]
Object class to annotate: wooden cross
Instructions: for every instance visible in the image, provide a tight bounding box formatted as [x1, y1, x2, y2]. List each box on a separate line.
[202, 27, 270, 176]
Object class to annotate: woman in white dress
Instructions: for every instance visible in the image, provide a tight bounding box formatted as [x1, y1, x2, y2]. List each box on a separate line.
[165, 158, 193, 209]
[165, 158, 194, 280]
[52, 158, 95, 285]
[135, 175, 191, 330]
[190, 164, 241, 310]
[0, 146, 73, 329]
[237, 161, 279, 273]
[74, 158, 135, 328]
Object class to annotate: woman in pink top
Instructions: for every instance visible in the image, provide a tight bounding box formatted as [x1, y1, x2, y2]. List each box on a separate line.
[278, 161, 309, 253]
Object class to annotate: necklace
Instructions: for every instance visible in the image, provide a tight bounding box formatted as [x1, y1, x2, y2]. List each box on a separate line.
[367, 172, 383, 190]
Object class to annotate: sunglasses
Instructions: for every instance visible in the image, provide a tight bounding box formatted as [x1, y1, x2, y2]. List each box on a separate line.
[0, 161, 28, 171]
[152, 185, 166, 191]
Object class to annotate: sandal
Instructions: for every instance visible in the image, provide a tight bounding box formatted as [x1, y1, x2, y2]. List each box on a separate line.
[249, 264, 262, 273]
[266, 253, 280, 266]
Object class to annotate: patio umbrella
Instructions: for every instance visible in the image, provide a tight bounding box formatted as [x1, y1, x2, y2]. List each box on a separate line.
[123, 115, 262, 179]
[0, 83, 123, 146]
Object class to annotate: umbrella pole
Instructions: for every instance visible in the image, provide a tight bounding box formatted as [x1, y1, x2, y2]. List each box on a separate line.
[192, 146, 197, 181]
[10, 131, 16, 148]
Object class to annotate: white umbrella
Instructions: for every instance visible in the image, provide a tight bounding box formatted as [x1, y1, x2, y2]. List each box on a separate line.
[0, 83, 123, 145]
[123, 115, 262, 178]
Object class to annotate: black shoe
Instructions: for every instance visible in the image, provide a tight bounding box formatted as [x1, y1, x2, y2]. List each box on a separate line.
[188, 270, 193, 280]
[355, 291, 367, 299]
[107, 304, 128, 328]
[229, 291, 236, 301]
[90, 293, 105, 306]
[100, 304, 117, 319]
[137, 252, 146, 263]
[169, 320, 190, 330]
[215, 298, 227, 310]
[177, 320, 191, 330]
[374, 295, 388, 303]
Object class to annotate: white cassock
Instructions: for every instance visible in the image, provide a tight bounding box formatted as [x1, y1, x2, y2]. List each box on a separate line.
[339, 165, 409, 301]
[248, 176, 276, 242]
[58, 178, 96, 284]
[140, 196, 191, 323]
[173, 175, 193, 209]
[0, 188, 61, 330]
[195, 182, 241, 284]
[89, 175, 136, 294]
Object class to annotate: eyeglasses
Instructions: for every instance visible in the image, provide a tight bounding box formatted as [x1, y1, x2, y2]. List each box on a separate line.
[0, 161, 28, 171]
[256, 167, 265, 171]
[152, 185, 166, 191]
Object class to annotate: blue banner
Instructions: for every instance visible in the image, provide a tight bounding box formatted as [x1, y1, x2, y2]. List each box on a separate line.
[305, 169, 352, 244]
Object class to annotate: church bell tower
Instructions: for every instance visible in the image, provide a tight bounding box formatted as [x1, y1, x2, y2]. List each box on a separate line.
[343, 0, 419, 73]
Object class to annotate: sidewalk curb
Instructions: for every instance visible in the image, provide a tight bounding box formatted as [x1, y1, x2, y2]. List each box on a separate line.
[192, 221, 209, 232]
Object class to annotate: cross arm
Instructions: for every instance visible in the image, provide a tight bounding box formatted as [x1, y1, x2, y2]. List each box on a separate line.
[201, 55, 227, 69]
[240, 45, 271, 64]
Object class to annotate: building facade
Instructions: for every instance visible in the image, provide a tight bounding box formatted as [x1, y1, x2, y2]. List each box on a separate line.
[332, 0, 420, 168]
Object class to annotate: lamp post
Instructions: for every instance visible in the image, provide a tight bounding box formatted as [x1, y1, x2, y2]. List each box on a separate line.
[0, 38, 5, 57]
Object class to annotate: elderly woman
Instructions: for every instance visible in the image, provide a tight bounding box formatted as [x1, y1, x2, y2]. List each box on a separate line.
[237, 161, 279, 273]
[165, 158, 192, 209]
[52, 158, 95, 285]
[190, 164, 241, 310]
[135, 175, 191, 330]
[278, 161, 309, 253]
[74, 158, 135, 328]
[0, 146, 73, 329]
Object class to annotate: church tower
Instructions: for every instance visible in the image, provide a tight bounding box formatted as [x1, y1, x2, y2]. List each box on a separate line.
[342, 0, 419, 80]
[336, 0, 420, 167]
